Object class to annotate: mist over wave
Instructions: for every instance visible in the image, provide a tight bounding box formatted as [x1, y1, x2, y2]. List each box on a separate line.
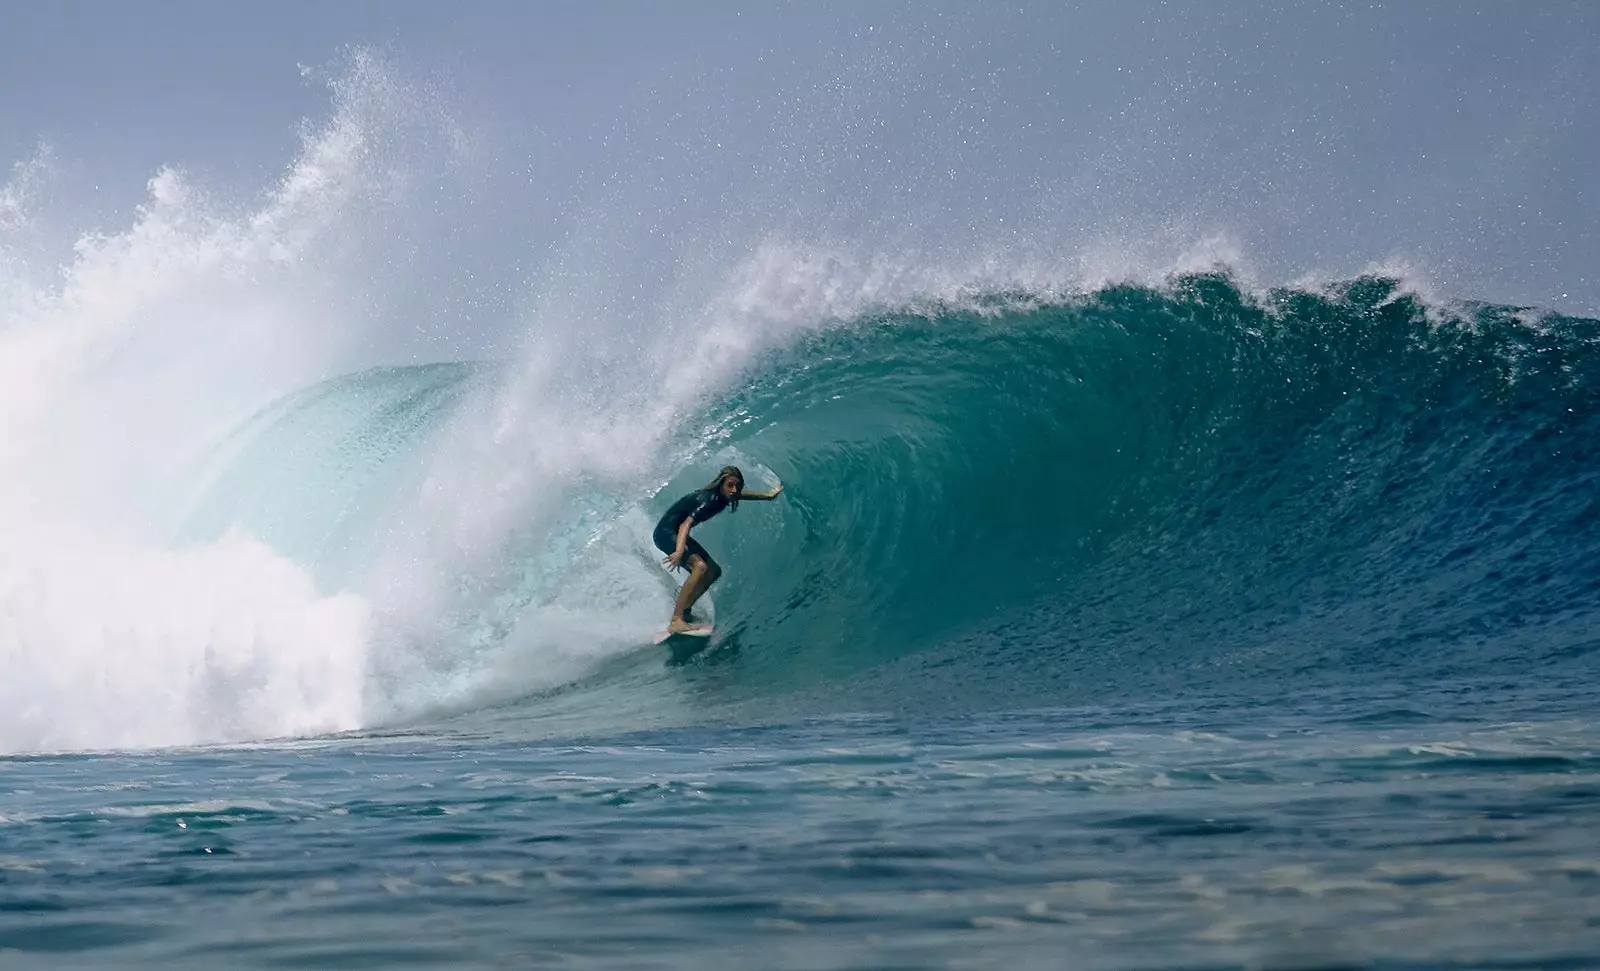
[3, 51, 1596, 755]
[0, 54, 464, 752]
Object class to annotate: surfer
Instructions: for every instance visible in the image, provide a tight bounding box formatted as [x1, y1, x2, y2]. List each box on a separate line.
[653, 465, 783, 634]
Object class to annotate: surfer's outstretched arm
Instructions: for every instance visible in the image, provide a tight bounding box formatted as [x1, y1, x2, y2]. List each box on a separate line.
[738, 479, 784, 501]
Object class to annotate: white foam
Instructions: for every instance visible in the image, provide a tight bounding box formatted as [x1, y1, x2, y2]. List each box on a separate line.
[0, 53, 456, 755]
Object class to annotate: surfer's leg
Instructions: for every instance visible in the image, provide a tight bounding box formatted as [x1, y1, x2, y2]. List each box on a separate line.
[669, 549, 721, 633]
[687, 556, 723, 612]
[680, 544, 700, 622]
[681, 540, 719, 607]
[669, 565, 702, 631]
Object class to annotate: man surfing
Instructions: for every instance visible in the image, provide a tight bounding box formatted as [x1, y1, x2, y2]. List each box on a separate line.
[653, 465, 784, 635]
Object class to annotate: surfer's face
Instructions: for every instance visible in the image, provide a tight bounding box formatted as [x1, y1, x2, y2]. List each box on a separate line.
[720, 476, 742, 498]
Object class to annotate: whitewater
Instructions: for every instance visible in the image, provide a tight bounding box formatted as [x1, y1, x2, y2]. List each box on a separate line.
[3, 49, 1599, 971]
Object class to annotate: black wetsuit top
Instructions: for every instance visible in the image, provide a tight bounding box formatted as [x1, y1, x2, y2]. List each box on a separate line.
[652, 489, 730, 562]
[656, 489, 729, 537]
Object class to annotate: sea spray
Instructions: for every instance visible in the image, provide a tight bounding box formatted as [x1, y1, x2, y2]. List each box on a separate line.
[0, 55, 460, 754]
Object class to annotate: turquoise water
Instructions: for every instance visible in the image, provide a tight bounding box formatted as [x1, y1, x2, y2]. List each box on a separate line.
[5, 277, 1600, 967]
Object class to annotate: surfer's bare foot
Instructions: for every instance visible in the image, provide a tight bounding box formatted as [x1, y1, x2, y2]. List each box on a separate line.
[668, 618, 696, 634]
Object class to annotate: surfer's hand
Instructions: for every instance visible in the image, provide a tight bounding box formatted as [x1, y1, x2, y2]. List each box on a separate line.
[665, 550, 684, 570]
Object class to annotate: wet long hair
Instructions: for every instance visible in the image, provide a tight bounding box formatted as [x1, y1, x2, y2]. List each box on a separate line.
[704, 465, 745, 512]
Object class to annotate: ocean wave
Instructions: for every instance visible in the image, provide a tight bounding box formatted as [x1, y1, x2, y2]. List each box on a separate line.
[180, 274, 1600, 733]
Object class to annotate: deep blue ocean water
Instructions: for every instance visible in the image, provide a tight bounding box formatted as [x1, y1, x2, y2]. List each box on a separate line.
[5, 277, 1600, 967]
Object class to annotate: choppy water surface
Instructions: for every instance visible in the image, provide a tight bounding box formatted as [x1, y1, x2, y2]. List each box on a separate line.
[6, 678, 1598, 969]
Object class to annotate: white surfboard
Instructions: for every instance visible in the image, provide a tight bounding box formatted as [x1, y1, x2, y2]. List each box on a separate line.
[651, 624, 713, 646]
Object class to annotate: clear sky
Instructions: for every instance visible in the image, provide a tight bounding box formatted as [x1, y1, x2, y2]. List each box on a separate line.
[2, 0, 1597, 330]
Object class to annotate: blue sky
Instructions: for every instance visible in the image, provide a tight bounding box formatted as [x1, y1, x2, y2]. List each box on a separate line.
[2, 0, 1597, 316]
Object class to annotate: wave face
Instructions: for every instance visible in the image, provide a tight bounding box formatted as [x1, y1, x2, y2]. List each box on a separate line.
[176, 274, 1600, 736]
[673, 276, 1600, 715]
